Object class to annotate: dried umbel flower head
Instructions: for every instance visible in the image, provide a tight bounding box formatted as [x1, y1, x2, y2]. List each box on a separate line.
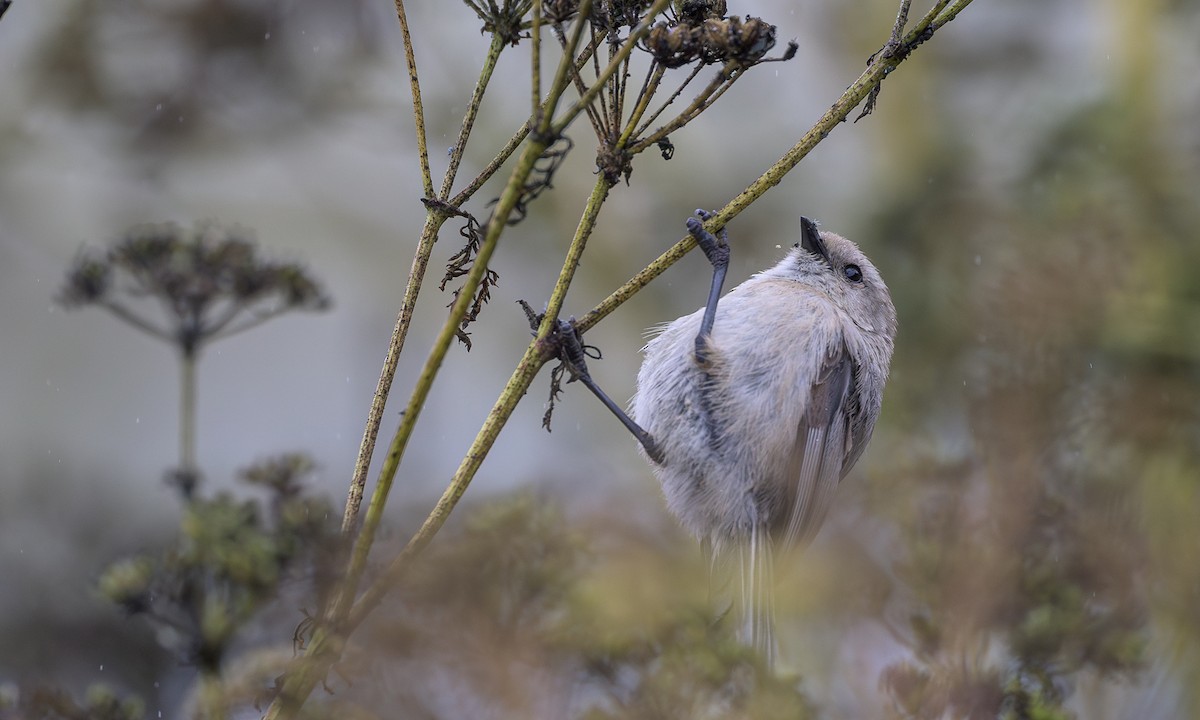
[543, 0, 580, 24]
[59, 221, 330, 355]
[699, 15, 779, 65]
[60, 253, 112, 305]
[464, 0, 535, 45]
[590, 0, 654, 33]
[641, 12, 788, 68]
[642, 21, 704, 68]
[674, 0, 726, 25]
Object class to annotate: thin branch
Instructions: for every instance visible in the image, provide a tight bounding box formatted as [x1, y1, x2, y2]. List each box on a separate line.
[450, 121, 532, 208]
[629, 63, 739, 154]
[198, 299, 248, 338]
[617, 63, 666, 147]
[206, 307, 293, 343]
[531, 0, 542, 114]
[579, 0, 977, 333]
[539, 0, 595, 135]
[348, 174, 612, 631]
[393, 0, 433, 198]
[550, 0, 672, 136]
[933, 0, 959, 24]
[98, 300, 173, 341]
[341, 6, 511, 537]
[632, 62, 703, 141]
[268, 133, 561, 719]
[440, 32, 507, 200]
[554, 24, 607, 140]
[606, 38, 620, 137]
[591, 25, 611, 136]
[448, 33, 603, 208]
[890, 0, 912, 44]
[179, 350, 197, 475]
[340, 213, 448, 535]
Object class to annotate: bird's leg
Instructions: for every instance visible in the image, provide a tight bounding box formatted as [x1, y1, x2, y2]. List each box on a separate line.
[531, 306, 666, 465]
[686, 209, 731, 367]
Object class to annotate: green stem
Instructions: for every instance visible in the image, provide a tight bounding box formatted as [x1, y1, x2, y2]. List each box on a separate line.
[530, 0, 542, 113]
[180, 348, 197, 481]
[628, 62, 737, 154]
[549, 0, 671, 136]
[450, 120, 532, 208]
[267, 141, 551, 720]
[347, 175, 612, 630]
[335, 137, 549, 609]
[538, 0, 594, 134]
[392, 0, 433, 198]
[340, 213, 449, 534]
[618, 63, 667, 147]
[342, 12, 506, 536]
[263, 175, 611, 720]
[448, 32, 604, 209]
[441, 33, 506, 200]
[576, 0, 977, 334]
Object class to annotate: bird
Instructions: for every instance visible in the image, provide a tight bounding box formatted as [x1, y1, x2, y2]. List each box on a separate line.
[627, 210, 897, 667]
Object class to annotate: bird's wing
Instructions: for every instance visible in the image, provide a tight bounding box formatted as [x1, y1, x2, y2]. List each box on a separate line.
[779, 342, 854, 552]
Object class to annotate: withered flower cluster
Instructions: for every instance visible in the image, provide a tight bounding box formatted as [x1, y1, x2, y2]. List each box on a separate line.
[60, 222, 330, 356]
[464, 0, 536, 45]
[643, 13, 783, 68]
[442, 0, 795, 342]
[541, 0, 654, 30]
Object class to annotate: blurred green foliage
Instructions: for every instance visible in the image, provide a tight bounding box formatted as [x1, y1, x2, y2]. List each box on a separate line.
[96, 455, 339, 697]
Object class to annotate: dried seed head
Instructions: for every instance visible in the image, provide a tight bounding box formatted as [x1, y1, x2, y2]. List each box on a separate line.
[733, 16, 778, 62]
[700, 16, 777, 65]
[642, 21, 703, 68]
[60, 253, 112, 306]
[465, 0, 533, 46]
[592, 0, 654, 32]
[674, 0, 726, 25]
[543, 0, 579, 24]
[58, 222, 330, 353]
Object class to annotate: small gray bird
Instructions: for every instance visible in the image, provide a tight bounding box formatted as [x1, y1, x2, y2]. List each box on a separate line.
[632, 210, 897, 667]
[545, 210, 895, 668]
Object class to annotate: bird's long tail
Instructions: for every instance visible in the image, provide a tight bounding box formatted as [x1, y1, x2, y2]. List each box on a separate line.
[708, 524, 777, 669]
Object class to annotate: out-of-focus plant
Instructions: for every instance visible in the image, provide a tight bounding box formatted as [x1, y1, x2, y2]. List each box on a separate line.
[851, 18, 1200, 710]
[339, 492, 816, 719]
[97, 455, 340, 720]
[52, 223, 336, 719]
[0, 682, 146, 720]
[267, 0, 976, 716]
[59, 222, 330, 497]
[25, 0, 384, 153]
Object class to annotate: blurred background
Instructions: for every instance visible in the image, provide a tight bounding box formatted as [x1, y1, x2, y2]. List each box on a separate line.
[1, 0, 1198, 717]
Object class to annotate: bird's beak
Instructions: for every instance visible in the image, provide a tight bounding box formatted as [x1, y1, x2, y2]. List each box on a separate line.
[800, 217, 832, 267]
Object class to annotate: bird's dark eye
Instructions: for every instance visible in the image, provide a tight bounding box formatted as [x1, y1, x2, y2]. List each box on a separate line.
[843, 264, 863, 282]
